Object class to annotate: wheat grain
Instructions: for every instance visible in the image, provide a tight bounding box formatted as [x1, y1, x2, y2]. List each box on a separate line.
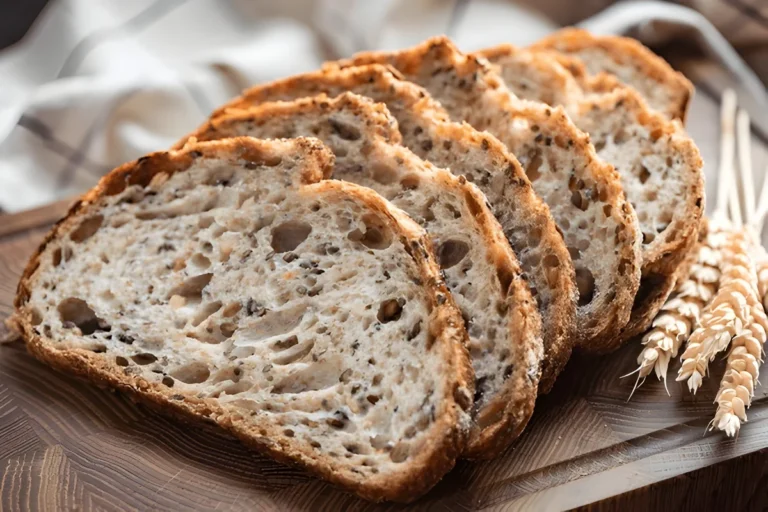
[711, 231, 768, 436]
[631, 233, 721, 395]
[677, 228, 762, 394]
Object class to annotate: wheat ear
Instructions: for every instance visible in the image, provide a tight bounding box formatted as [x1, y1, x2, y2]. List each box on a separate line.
[630, 232, 721, 395]
[710, 230, 768, 436]
[677, 228, 763, 393]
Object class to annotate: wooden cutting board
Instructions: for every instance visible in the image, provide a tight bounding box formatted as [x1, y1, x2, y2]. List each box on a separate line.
[1, 198, 768, 512]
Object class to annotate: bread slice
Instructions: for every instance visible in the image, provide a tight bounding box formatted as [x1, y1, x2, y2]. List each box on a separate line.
[204, 64, 575, 394]
[12, 136, 476, 502]
[184, 92, 544, 458]
[478, 45, 705, 344]
[339, 37, 642, 353]
[529, 28, 694, 122]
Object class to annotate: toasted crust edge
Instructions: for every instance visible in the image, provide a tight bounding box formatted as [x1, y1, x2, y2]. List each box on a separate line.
[13, 137, 475, 503]
[530, 28, 694, 122]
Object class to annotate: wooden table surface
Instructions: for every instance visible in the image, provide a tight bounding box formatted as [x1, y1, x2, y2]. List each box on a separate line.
[2, 87, 768, 511]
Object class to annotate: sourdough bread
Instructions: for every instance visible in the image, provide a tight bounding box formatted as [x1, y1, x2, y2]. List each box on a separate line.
[205, 64, 575, 393]
[186, 92, 544, 457]
[530, 28, 694, 121]
[479, 45, 705, 345]
[339, 37, 642, 353]
[12, 137, 475, 502]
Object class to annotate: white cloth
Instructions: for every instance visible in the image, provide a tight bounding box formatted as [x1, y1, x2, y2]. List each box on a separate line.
[0, 0, 556, 212]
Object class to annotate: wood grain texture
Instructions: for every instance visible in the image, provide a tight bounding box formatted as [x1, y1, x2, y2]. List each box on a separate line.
[1, 195, 767, 511]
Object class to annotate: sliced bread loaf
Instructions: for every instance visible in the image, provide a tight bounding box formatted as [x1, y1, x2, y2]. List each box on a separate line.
[529, 28, 693, 121]
[12, 137, 475, 502]
[340, 37, 642, 353]
[479, 45, 705, 343]
[185, 92, 544, 458]
[204, 64, 575, 393]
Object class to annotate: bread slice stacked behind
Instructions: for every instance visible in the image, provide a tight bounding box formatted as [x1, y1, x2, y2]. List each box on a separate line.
[13, 137, 475, 502]
[209, 63, 576, 393]
[479, 45, 705, 347]
[186, 92, 544, 457]
[341, 37, 642, 352]
[530, 28, 694, 121]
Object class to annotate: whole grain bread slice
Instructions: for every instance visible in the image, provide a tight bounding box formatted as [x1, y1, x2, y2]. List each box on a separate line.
[202, 64, 575, 393]
[338, 37, 642, 353]
[529, 28, 694, 121]
[12, 136, 475, 502]
[479, 45, 705, 343]
[184, 92, 544, 458]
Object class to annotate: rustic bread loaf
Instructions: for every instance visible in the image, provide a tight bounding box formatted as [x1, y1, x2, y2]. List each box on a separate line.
[205, 64, 576, 394]
[186, 92, 544, 458]
[479, 45, 705, 344]
[529, 28, 693, 121]
[338, 37, 642, 353]
[12, 137, 475, 502]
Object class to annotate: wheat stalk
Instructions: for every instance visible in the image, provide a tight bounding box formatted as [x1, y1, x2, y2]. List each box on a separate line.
[710, 232, 768, 436]
[629, 232, 721, 396]
[677, 228, 763, 394]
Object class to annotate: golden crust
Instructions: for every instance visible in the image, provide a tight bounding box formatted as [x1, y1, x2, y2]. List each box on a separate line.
[530, 28, 694, 121]
[13, 137, 475, 503]
[181, 91, 544, 458]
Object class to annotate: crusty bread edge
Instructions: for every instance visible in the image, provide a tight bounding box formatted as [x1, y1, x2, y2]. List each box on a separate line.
[530, 28, 694, 122]
[13, 137, 475, 503]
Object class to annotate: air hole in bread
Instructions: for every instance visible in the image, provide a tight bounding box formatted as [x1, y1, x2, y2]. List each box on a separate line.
[273, 341, 315, 365]
[347, 214, 391, 250]
[603, 204, 613, 218]
[168, 273, 213, 301]
[328, 117, 361, 141]
[525, 151, 543, 181]
[115, 356, 129, 367]
[568, 246, 580, 260]
[576, 267, 596, 306]
[390, 442, 410, 463]
[52, 248, 62, 267]
[198, 215, 215, 229]
[131, 353, 157, 365]
[377, 299, 404, 323]
[222, 302, 241, 317]
[645, 190, 658, 202]
[70, 215, 104, 243]
[191, 301, 222, 327]
[639, 165, 651, 184]
[400, 174, 420, 190]
[437, 240, 469, 269]
[271, 221, 312, 253]
[162, 376, 174, 387]
[543, 254, 560, 268]
[57, 298, 110, 335]
[371, 162, 399, 184]
[272, 358, 338, 393]
[642, 232, 655, 244]
[570, 190, 588, 211]
[190, 253, 211, 270]
[613, 127, 629, 144]
[171, 362, 210, 384]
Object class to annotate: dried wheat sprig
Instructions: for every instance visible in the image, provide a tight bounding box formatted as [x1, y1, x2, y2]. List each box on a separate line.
[710, 231, 768, 436]
[677, 229, 762, 393]
[629, 234, 722, 396]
